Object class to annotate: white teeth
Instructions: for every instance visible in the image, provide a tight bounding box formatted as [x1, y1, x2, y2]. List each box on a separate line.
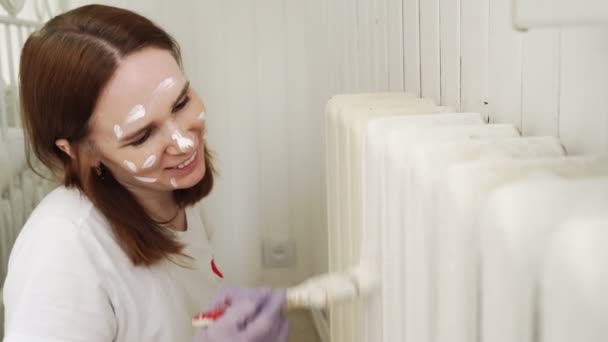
[176, 151, 197, 169]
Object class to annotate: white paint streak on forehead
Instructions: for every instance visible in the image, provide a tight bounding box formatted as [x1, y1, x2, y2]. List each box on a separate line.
[153, 77, 177, 95]
[171, 130, 195, 152]
[123, 160, 137, 172]
[142, 155, 157, 169]
[134, 176, 157, 183]
[113, 124, 124, 139]
[124, 104, 146, 124]
[170, 177, 178, 188]
[198, 111, 206, 121]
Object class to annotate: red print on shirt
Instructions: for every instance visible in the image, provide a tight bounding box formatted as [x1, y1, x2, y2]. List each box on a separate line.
[211, 257, 224, 279]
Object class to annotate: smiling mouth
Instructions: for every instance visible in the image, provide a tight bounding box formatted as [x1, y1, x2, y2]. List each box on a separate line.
[169, 151, 197, 169]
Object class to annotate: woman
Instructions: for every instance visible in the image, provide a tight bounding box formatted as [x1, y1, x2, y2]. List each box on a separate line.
[2, 4, 288, 342]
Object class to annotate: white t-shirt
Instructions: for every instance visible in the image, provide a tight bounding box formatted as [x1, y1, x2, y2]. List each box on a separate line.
[3, 186, 222, 342]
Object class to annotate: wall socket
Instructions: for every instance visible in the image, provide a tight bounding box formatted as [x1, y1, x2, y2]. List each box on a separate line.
[262, 239, 297, 268]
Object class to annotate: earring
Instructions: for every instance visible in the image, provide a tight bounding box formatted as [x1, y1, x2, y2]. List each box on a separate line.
[94, 166, 103, 177]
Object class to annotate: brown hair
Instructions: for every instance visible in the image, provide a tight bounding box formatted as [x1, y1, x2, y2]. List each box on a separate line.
[20, 4, 215, 266]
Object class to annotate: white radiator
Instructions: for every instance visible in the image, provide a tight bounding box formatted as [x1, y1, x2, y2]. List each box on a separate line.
[540, 215, 608, 342]
[0, 2, 58, 338]
[324, 93, 608, 342]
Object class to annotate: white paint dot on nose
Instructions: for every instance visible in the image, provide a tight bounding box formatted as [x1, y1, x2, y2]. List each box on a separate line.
[142, 155, 157, 169]
[170, 177, 178, 188]
[123, 160, 137, 173]
[114, 124, 124, 139]
[125, 104, 146, 124]
[198, 111, 206, 121]
[134, 176, 157, 183]
[171, 130, 195, 152]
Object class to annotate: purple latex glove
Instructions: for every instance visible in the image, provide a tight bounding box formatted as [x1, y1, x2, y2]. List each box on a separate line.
[192, 287, 289, 342]
[208, 286, 276, 308]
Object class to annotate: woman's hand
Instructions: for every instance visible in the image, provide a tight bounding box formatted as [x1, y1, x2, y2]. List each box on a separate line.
[192, 287, 289, 342]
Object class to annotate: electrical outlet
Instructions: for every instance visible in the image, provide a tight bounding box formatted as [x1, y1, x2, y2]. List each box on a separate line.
[262, 239, 296, 268]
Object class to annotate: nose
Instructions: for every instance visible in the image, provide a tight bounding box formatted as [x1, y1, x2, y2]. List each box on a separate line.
[165, 125, 195, 155]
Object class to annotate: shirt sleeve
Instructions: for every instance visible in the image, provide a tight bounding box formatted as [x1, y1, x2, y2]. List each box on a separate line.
[3, 216, 117, 342]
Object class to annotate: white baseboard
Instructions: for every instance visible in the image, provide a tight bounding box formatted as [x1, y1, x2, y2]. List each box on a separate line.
[310, 308, 330, 342]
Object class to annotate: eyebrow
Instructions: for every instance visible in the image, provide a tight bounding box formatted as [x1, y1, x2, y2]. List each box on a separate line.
[173, 81, 190, 109]
[118, 81, 190, 145]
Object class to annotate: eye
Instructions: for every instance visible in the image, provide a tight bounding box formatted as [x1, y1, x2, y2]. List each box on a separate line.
[131, 130, 152, 146]
[173, 95, 191, 113]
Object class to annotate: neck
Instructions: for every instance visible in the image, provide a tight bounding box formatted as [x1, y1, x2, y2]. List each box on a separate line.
[129, 187, 186, 231]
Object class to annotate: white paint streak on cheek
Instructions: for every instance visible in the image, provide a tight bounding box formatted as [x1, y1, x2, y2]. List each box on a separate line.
[198, 111, 206, 121]
[170, 177, 178, 188]
[114, 124, 124, 139]
[171, 130, 195, 152]
[124, 104, 146, 124]
[142, 154, 157, 169]
[123, 160, 137, 172]
[134, 176, 157, 183]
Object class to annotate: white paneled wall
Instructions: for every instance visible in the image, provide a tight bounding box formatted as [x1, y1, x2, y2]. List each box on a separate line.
[312, 0, 608, 150]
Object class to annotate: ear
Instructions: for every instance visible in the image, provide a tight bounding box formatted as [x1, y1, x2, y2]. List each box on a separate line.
[55, 139, 75, 159]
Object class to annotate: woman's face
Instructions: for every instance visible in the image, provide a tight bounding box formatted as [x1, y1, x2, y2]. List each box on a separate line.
[89, 47, 206, 193]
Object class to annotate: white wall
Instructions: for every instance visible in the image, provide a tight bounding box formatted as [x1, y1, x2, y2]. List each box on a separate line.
[64, 0, 608, 285]
[316, 0, 608, 155]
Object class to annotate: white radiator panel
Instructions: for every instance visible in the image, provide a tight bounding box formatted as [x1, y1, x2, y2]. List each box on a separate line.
[325, 92, 608, 342]
[327, 93, 467, 342]
[361, 112, 486, 342]
[388, 132, 565, 342]
[403, 136, 565, 342]
[0, 127, 26, 190]
[1, 5, 58, 339]
[383, 124, 521, 342]
[541, 216, 608, 342]
[436, 154, 608, 342]
[480, 176, 608, 342]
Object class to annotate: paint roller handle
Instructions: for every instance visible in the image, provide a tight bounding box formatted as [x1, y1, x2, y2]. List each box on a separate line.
[285, 264, 378, 309]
